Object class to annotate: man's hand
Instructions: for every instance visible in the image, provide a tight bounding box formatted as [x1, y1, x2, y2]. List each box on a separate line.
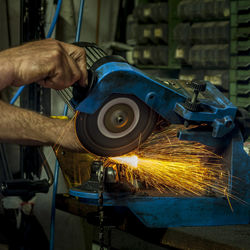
[0, 39, 88, 90]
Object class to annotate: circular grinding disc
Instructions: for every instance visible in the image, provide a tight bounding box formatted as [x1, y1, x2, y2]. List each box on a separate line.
[75, 94, 157, 156]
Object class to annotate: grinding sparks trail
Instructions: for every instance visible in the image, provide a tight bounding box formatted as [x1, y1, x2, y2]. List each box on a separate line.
[111, 155, 138, 168]
[107, 125, 231, 197]
[46, 113, 78, 170]
[110, 155, 226, 195]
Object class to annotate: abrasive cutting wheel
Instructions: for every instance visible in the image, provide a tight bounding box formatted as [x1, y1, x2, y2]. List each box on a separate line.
[75, 94, 157, 156]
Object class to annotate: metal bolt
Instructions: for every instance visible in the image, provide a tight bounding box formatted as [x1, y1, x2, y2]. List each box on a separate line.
[184, 120, 189, 128]
[191, 90, 199, 104]
[116, 116, 124, 124]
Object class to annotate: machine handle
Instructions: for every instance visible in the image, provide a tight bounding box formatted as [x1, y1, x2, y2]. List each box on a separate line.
[72, 69, 97, 104]
[0, 179, 50, 196]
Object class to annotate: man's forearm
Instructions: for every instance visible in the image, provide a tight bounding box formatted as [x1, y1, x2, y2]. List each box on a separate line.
[0, 56, 14, 90]
[0, 100, 82, 151]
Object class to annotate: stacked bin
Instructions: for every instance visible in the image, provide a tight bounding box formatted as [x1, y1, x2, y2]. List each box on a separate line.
[230, 1, 250, 111]
[126, 1, 181, 68]
[174, 0, 230, 96]
[127, 2, 169, 66]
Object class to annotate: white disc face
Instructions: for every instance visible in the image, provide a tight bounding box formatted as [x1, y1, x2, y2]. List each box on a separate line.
[97, 97, 140, 139]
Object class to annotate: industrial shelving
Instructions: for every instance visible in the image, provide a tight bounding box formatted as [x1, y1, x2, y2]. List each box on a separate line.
[127, 0, 181, 70]
[229, 0, 250, 111]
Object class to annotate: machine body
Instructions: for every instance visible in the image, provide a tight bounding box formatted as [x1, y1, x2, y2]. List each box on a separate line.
[59, 44, 250, 228]
[73, 57, 239, 156]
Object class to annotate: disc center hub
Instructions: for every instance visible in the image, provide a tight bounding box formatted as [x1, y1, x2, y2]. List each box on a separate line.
[112, 110, 128, 128]
[97, 97, 140, 139]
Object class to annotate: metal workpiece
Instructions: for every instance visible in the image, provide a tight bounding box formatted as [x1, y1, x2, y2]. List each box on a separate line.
[105, 167, 117, 184]
[75, 161, 118, 194]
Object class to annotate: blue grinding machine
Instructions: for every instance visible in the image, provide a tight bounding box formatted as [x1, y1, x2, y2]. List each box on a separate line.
[59, 43, 250, 227]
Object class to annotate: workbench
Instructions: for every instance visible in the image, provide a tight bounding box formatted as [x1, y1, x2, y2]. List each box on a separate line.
[56, 194, 250, 250]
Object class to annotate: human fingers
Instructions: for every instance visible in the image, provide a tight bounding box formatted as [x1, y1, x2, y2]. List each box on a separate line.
[38, 42, 87, 89]
[1, 39, 88, 90]
[37, 47, 81, 90]
[59, 42, 88, 87]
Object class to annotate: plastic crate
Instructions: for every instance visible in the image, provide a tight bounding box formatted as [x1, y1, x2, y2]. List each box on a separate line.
[189, 44, 229, 68]
[204, 70, 229, 90]
[135, 24, 153, 45]
[153, 2, 168, 23]
[189, 21, 229, 44]
[126, 14, 138, 45]
[229, 95, 250, 110]
[229, 70, 250, 101]
[231, 27, 250, 40]
[175, 46, 190, 64]
[190, 23, 204, 44]
[179, 69, 205, 81]
[230, 0, 250, 27]
[230, 70, 250, 84]
[133, 3, 168, 24]
[152, 24, 168, 44]
[231, 56, 250, 69]
[231, 0, 250, 15]
[231, 13, 250, 26]
[173, 23, 191, 44]
[178, 0, 230, 21]
[133, 46, 168, 66]
[154, 46, 168, 65]
[231, 40, 250, 54]
[167, 0, 182, 69]
[215, 21, 230, 43]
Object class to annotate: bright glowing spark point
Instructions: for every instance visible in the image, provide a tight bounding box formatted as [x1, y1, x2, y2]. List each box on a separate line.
[110, 155, 138, 168]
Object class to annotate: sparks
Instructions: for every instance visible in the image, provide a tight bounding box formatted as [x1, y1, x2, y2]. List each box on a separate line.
[110, 155, 138, 168]
[106, 125, 231, 197]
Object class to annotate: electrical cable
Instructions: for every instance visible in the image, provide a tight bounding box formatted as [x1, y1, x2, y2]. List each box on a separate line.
[75, 0, 85, 42]
[46, 0, 63, 39]
[96, 0, 101, 44]
[7, 0, 63, 248]
[9, 85, 26, 105]
[50, 1, 85, 249]
[10, 0, 63, 105]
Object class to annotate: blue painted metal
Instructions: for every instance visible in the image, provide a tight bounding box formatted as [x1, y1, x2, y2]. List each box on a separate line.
[70, 59, 250, 227]
[211, 115, 235, 138]
[75, 61, 237, 138]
